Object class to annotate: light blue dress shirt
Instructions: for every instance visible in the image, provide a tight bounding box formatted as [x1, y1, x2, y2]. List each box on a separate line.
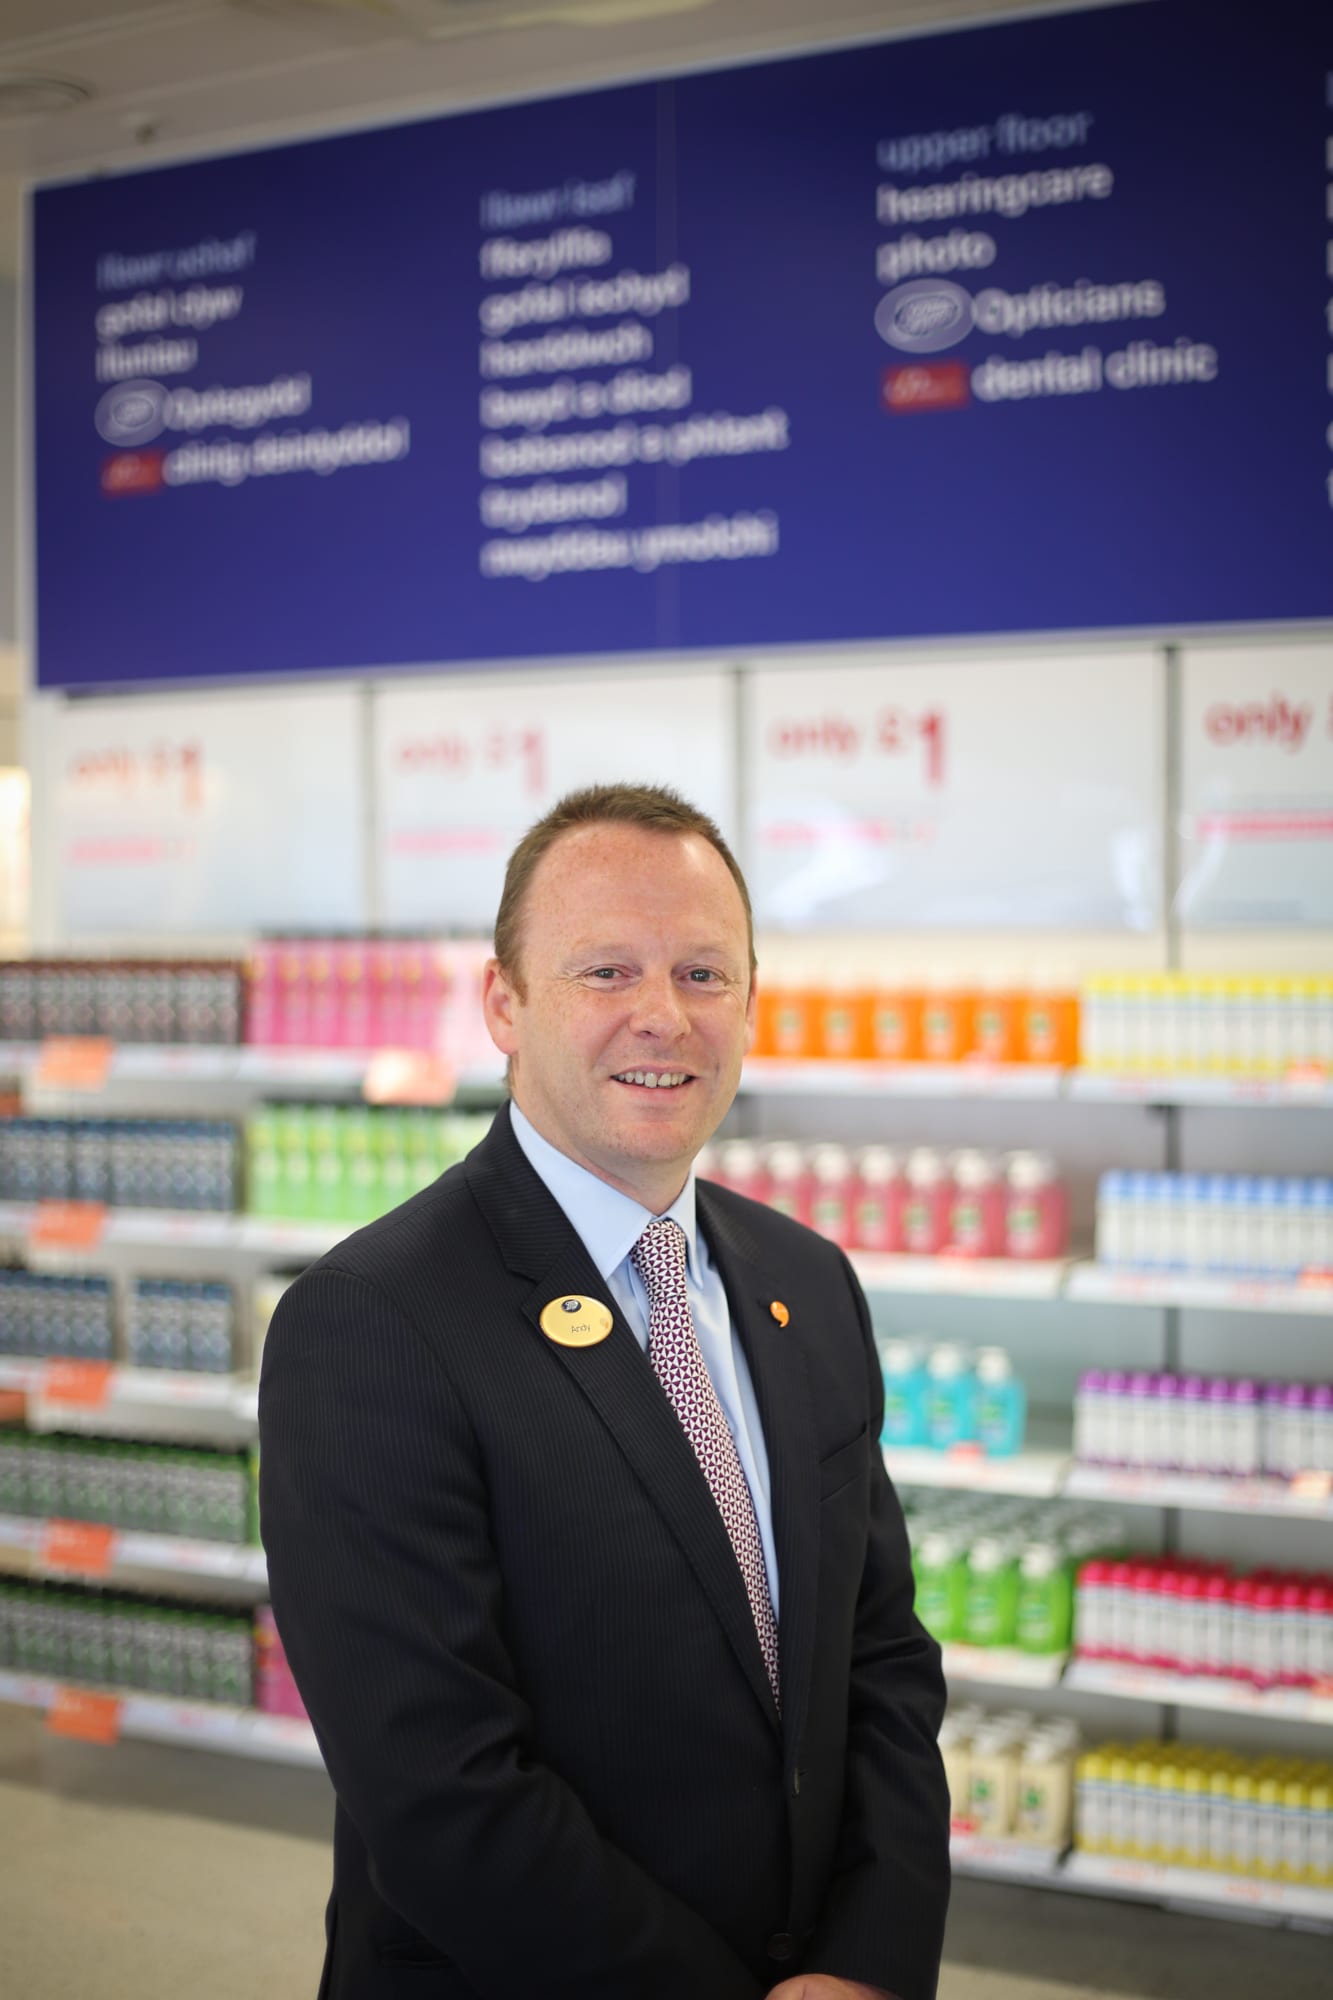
[510, 1103, 779, 1616]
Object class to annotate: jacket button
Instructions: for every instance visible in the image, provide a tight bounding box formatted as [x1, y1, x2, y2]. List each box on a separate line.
[792, 1767, 802, 1796]
[766, 1933, 795, 1962]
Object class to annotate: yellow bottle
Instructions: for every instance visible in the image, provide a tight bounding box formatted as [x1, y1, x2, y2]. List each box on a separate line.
[1309, 1779, 1332, 1888]
[1074, 1751, 1109, 1854]
[1107, 1752, 1135, 1857]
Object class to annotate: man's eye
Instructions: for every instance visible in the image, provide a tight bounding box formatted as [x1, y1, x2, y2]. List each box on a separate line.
[687, 969, 721, 983]
[589, 968, 621, 980]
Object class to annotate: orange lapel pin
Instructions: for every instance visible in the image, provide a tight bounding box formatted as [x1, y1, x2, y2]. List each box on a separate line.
[769, 1301, 789, 1327]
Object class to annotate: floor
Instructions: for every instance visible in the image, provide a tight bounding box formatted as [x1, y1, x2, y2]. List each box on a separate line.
[1, 1706, 1329, 2000]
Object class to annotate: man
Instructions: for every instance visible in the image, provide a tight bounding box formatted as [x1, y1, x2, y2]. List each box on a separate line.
[260, 783, 950, 2000]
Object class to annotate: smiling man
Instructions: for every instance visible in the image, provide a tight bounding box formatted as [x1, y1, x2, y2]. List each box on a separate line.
[260, 783, 950, 2000]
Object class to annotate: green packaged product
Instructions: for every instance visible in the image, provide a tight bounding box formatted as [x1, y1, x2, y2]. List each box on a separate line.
[1016, 1541, 1075, 1654]
[914, 1531, 969, 1644]
[964, 1538, 1021, 1648]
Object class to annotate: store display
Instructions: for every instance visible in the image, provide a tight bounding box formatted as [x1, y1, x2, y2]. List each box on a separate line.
[0, 960, 243, 1046]
[0, 1117, 238, 1211]
[1094, 1171, 1333, 1277]
[904, 1494, 1124, 1654]
[883, 1342, 1028, 1458]
[1080, 975, 1333, 1077]
[0, 1271, 113, 1361]
[1075, 1740, 1333, 1884]
[253, 1605, 310, 1722]
[1074, 1370, 1333, 1479]
[752, 977, 1081, 1067]
[245, 1104, 492, 1223]
[702, 1141, 1070, 1259]
[245, 937, 493, 1064]
[125, 1279, 235, 1374]
[0, 1577, 254, 1704]
[1075, 1557, 1333, 1690]
[942, 1705, 1080, 1846]
[0, 1432, 254, 1544]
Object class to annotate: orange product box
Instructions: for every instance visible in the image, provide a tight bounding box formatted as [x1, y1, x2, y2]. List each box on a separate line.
[1022, 987, 1080, 1066]
[973, 987, 1025, 1065]
[756, 985, 820, 1060]
[817, 987, 875, 1061]
[921, 986, 975, 1063]
[870, 988, 924, 1062]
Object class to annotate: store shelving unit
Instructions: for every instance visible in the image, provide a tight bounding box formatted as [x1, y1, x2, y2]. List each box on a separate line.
[1059, 1851, 1333, 1928]
[0, 1513, 267, 1589]
[1061, 1660, 1333, 1728]
[0, 1669, 322, 1768]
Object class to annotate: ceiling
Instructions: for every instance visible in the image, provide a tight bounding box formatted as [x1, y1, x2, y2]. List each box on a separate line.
[0, 0, 1093, 273]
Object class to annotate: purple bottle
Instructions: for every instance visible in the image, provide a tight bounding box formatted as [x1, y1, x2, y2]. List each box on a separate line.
[1205, 1376, 1233, 1477]
[1231, 1378, 1261, 1478]
[1179, 1375, 1208, 1477]
[1127, 1370, 1157, 1470]
[1262, 1381, 1287, 1480]
[1280, 1382, 1312, 1479]
[1310, 1383, 1333, 1477]
[1150, 1373, 1181, 1471]
[1102, 1369, 1130, 1466]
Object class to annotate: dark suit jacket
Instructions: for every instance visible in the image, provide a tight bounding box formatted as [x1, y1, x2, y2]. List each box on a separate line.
[259, 1104, 949, 2000]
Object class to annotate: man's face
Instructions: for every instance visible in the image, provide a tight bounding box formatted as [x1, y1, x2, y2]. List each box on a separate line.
[483, 823, 755, 1209]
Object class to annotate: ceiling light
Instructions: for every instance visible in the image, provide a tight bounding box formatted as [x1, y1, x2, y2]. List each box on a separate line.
[0, 74, 92, 123]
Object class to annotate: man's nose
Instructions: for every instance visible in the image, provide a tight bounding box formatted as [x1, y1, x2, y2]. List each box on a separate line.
[629, 974, 690, 1038]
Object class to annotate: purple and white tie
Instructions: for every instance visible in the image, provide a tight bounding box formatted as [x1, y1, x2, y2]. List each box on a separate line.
[631, 1217, 780, 1708]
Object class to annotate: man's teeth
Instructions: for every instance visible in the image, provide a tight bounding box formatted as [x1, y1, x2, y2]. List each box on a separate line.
[615, 1071, 688, 1088]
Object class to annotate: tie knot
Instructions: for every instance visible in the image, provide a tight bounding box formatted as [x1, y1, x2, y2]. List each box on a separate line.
[631, 1217, 689, 1299]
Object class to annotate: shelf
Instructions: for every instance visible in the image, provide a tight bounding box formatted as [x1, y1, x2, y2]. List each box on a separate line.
[740, 1058, 1063, 1100]
[1064, 1465, 1333, 1521]
[1068, 1072, 1333, 1109]
[1065, 1267, 1333, 1315]
[852, 1253, 1069, 1299]
[941, 1645, 1068, 1691]
[0, 1202, 351, 1267]
[885, 1441, 1070, 1499]
[1063, 1659, 1333, 1728]
[0, 1514, 267, 1589]
[0, 1669, 322, 1768]
[0, 1041, 507, 1106]
[950, 1830, 1064, 1882]
[1060, 1851, 1333, 1928]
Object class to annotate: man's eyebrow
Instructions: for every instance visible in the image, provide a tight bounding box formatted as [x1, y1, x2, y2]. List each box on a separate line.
[563, 943, 741, 962]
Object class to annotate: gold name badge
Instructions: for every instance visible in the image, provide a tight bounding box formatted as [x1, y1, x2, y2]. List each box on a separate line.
[539, 1295, 614, 1348]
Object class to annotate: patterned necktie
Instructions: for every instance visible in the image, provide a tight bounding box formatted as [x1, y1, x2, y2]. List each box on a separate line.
[631, 1217, 780, 1708]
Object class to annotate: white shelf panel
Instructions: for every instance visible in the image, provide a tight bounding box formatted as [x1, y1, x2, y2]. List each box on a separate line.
[0, 1040, 507, 1099]
[1065, 1266, 1333, 1316]
[884, 1442, 1070, 1499]
[950, 1831, 1064, 1882]
[740, 1058, 1062, 1100]
[852, 1253, 1068, 1299]
[0, 1514, 267, 1588]
[1063, 1659, 1333, 1727]
[0, 1669, 323, 1768]
[942, 1645, 1067, 1691]
[1068, 1071, 1333, 1109]
[1064, 1464, 1333, 1521]
[1061, 1851, 1333, 1927]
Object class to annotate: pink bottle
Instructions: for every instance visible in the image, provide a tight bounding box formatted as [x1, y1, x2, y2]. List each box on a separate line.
[902, 1148, 953, 1255]
[717, 1140, 767, 1206]
[806, 1144, 855, 1248]
[275, 940, 310, 1047]
[334, 941, 371, 1050]
[1004, 1151, 1070, 1259]
[947, 1150, 1007, 1257]
[1278, 1578, 1312, 1688]
[1075, 1559, 1112, 1660]
[763, 1143, 807, 1224]
[305, 941, 338, 1048]
[244, 943, 281, 1046]
[375, 941, 409, 1047]
[1177, 1568, 1205, 1675]
[851, 1146, 907, 1252]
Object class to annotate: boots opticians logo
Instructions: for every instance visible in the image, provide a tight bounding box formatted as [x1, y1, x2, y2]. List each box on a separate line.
[95, 379, 169, 446]
[875, 280, 973, 353]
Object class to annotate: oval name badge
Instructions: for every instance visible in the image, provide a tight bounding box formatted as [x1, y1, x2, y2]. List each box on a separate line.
[539, 1295, 614, 1348]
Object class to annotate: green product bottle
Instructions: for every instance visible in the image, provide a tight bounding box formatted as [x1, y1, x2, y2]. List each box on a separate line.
[913, 1531, 969, 1643]
[1016, 1540, 1075, 1654]
[339, 1108, 378, 1223]
[964, 1536, 1021, 1648]
[308, 1106, 344, 1222]
[276, 1104, 314, 1219]
[245, 1109, 283, 1218]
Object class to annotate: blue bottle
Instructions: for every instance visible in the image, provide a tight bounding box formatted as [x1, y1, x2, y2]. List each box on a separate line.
[925, 1343, 976, 1450]
[974, 1346, 1027, 1458]
[879, 1340, 927, 1449]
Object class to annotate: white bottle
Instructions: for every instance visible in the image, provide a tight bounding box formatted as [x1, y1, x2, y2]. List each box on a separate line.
[1015, 1736, 1075, 1848]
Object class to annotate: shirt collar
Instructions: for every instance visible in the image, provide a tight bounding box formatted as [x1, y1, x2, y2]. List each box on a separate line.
[509, 1100, 701, 1284]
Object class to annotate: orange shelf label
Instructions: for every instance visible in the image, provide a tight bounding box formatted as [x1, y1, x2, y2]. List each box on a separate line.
[42, 1519, 117, 1576]
[35, 1037, 114, 1091]
[43, 1359, 114, 1408]
[363, 1049, 456, 1107]
[47, 1686, 123, 1746]
[29, 1202, 108, 1254]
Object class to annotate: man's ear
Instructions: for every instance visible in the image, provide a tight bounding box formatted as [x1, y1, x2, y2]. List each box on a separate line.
[482, 957, 520, 1057]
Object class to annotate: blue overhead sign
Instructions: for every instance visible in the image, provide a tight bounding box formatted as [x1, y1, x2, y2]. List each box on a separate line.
[30, 0, 1333, 688]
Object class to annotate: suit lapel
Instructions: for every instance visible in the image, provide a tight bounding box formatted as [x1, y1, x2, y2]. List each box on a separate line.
[465, 1109, 781, 1733]
[696, 1182, 821, 1766]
